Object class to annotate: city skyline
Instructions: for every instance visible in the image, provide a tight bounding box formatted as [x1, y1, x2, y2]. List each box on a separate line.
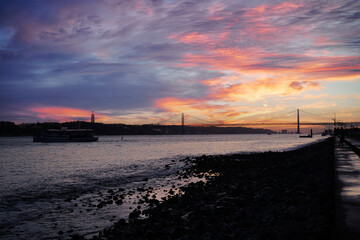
[0, 0, 359, 125]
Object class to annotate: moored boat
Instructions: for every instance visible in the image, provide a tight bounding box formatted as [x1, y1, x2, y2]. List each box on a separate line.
[33, 127, 99, 142]
[299, 129, 313, 138]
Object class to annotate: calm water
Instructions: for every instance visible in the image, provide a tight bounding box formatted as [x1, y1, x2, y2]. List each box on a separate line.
[0, 134, 325, 239]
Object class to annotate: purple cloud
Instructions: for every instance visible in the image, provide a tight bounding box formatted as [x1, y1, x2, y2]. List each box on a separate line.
[0, 0, 359, 123]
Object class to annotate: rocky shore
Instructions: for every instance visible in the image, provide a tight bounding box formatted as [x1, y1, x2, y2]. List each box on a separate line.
[78, 138, 335, 240]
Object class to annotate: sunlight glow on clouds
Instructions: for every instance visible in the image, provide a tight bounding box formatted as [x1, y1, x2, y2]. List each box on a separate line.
[0, 0, 359, 124]
[30, 107, 108, 122]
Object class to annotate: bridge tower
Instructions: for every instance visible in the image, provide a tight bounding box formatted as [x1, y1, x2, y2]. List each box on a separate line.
[91, 111, 95, 124]
[181, 113, 185, 135]
[297, 109, 300, 134]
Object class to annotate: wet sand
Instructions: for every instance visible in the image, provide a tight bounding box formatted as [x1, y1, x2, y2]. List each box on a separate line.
[76, 137, 335, 240]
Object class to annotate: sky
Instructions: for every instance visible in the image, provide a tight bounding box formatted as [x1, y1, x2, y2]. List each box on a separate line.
[0, 0, 359, 127]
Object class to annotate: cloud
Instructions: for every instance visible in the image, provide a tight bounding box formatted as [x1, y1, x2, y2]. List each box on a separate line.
[300, 101, 337, 110]
[30, 106, 108, 122]
[0, 0, 359, 123]
[289, 81, 303, 91]
[302, 93, 328, 100]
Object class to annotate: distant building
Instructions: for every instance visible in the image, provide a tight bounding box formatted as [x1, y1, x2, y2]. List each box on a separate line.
[281, 129, 287, 134]
[91, 111, 95, 124]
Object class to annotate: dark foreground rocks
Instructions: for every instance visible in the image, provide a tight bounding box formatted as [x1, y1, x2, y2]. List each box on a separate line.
[90, 138, 335, 240]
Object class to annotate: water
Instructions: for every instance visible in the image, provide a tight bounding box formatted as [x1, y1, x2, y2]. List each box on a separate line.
[0, 134, 326, 239]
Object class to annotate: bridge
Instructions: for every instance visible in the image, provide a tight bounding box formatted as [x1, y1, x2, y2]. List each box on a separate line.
[154, 109, 360, 134]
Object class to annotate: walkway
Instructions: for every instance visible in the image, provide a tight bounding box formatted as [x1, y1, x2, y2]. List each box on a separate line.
[334, 137, 360, 235]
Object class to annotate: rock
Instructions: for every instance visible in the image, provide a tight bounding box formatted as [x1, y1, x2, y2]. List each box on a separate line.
[181, 212, 192, 221]
[129, 209, 141, 219]
[70, 234, 84, 240]
[97, 202, 105, 208]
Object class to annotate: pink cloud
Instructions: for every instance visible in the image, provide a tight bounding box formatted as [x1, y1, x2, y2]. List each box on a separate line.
[170, 32, 212, 44]
[289, 81, 303, 91]
[30, 106, 107, 122]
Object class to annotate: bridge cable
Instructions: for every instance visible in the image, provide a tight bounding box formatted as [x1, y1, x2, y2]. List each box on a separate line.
[255, 110, 296, 123]
[299, 109, 330, 120]
[187, 115, 222, 125]
[157, 115, 180, 125]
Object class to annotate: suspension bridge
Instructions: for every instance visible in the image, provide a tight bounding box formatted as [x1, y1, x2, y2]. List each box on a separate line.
[154, 109, 360, 134]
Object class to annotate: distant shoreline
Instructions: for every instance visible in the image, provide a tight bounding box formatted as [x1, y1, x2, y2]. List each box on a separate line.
[0, 121, 274, 136]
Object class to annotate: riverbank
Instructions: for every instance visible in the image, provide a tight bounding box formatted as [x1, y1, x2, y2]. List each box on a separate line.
[83, 137, 334, 240]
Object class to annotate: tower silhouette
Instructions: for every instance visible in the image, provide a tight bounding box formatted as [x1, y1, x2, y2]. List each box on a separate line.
[181, 113, 184, 135]
[297, 109, 300, 134]
[91, 111, 95, 124]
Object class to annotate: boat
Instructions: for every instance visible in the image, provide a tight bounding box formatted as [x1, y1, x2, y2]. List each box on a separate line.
[299, 134, 312, 138]
[299, 129, 313, 138]
[33, 127, 99, 142]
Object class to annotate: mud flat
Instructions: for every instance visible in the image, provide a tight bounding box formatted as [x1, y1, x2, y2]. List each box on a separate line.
[82, 137, 335, 240]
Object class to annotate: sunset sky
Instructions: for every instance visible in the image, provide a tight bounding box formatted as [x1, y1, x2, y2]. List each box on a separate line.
[0, 0, 359, 126]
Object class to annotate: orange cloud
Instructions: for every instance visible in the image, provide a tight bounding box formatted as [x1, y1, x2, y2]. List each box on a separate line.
[154, 95, 286, 124]
[252, 5, 267, 14]
[135, 0, 153, 16]
[159, 1, 359, 124]
[30, 106, 108, 122]
[155, 97, 215, 113]
[154, 72, 327, 124]
[163, 27, 359, 123]
[210, 78, 311, 102]
[300, 101, 337, 109]
[178, 49, 360, 82]
[245, 1, 301, 17]
[169, 32, 212, 44]
[155, 97, 236, 123]
[289, 81, 303, 91]
[272, 1, 302, 12]
[302, 93, 328, 100]
[299, 56, 360, 73]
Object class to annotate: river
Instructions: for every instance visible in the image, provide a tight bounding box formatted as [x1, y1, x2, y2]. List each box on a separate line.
[0, 134, 326, 239]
